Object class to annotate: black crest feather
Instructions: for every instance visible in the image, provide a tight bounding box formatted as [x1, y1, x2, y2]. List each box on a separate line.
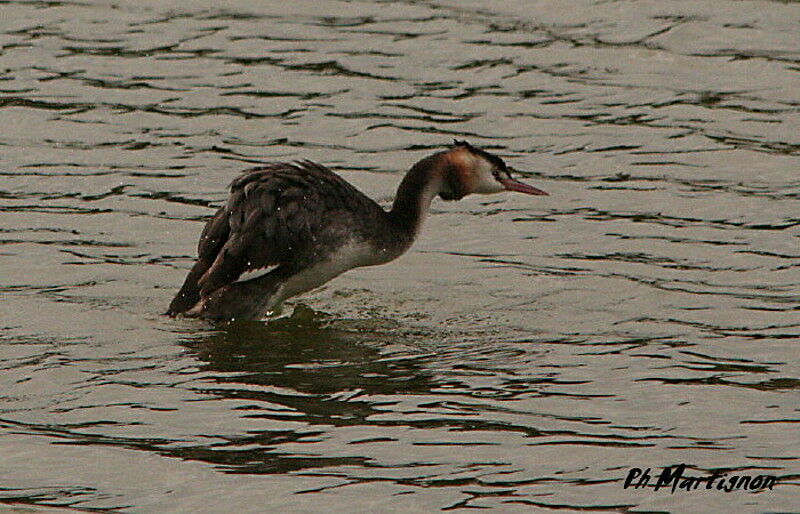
[450, 139, 508, 172]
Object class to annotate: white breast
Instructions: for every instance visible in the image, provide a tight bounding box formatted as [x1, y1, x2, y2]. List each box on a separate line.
[267, 240, 380, 309]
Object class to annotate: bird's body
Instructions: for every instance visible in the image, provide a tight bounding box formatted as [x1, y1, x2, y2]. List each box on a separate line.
[167, 141, 547, 321]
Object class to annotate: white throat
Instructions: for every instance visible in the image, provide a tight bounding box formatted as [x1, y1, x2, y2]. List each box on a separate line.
[468, 155, 506, 194]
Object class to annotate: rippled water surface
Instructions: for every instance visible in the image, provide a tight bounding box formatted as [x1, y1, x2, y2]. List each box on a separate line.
[2, 1, 799, 511]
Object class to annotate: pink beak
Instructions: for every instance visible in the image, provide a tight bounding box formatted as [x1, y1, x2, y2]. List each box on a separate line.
[499, 177, 548, 196]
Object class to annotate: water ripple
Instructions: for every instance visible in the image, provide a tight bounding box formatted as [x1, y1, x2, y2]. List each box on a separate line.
[1, 1, 798, 511]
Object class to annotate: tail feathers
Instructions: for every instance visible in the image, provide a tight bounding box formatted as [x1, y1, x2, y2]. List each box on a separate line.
[170, 275, 282, 321]
[168, 257, 284, 321]
[194, 278, 281, 321]
[166, 260, 210, 316]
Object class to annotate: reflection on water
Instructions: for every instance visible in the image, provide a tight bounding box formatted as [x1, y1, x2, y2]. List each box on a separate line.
[1, 0, 798, 511]
[182, 309, 435, 474]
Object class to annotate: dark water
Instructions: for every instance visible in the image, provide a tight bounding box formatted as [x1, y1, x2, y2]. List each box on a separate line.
[1, 1, 798, 512]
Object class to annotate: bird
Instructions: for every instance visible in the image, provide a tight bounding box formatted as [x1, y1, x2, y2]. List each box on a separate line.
[167, 140, 548, 321]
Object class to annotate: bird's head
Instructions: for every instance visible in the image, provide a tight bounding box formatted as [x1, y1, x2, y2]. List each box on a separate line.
[437, 140, 548, 200]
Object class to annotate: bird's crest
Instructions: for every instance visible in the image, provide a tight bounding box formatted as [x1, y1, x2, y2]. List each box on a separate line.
[451, 139, 508, 173]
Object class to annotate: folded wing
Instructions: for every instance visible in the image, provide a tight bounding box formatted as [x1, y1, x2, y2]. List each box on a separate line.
[166, 161, 370, 315]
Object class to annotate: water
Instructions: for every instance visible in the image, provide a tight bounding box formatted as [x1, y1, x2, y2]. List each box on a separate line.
[1, 0, 798, 511]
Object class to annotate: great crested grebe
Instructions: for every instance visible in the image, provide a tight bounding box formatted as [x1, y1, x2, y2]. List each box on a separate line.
[167, 140, 547, 321]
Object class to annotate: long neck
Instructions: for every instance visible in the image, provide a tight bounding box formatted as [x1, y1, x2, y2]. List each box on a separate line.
[388, 153, 445, 242]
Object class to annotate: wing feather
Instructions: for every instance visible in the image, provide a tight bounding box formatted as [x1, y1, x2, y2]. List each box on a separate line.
[195, 162, 364, 297]
[168, 160, 381, 316]
[165, 205, 228, 315]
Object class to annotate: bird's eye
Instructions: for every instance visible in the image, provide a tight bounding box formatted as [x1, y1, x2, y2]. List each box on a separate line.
[492, 168, 509, 181]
